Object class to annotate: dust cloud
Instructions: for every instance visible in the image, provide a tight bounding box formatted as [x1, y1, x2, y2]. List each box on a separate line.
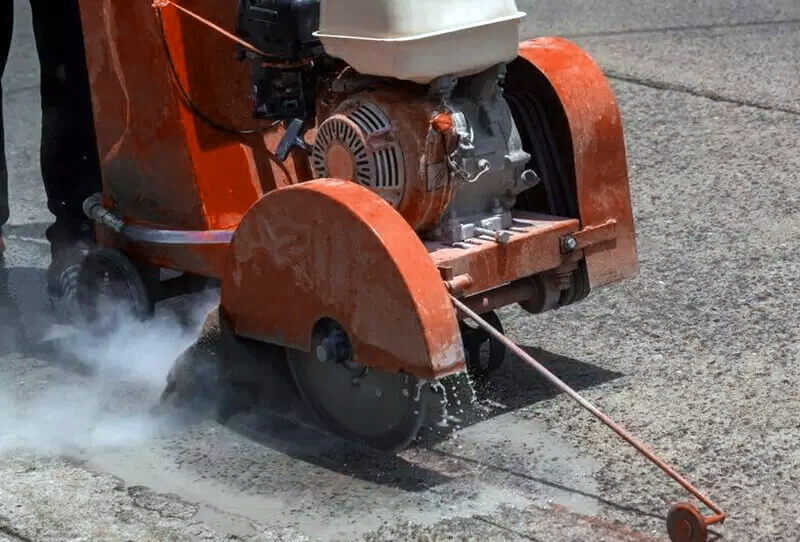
[0, 291, 219, 457]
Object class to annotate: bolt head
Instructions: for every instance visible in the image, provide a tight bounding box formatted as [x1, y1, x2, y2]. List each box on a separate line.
[521, 169, 541, 187]
[563, 235, 578, 252]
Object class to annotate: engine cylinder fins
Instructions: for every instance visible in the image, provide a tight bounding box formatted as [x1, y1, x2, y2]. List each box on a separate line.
[311, 102, 405, 207]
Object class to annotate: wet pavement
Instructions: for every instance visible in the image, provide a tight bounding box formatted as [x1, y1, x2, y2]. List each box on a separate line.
[1, 1, 799, 541]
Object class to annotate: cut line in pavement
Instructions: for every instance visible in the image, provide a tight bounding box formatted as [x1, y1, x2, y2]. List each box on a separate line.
[473, 516, 544, 542]
[606, 71, 800, 116]
[564, 17, 800, 38]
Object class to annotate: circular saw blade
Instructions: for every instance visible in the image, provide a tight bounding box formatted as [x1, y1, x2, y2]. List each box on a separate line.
[286, 348, 430, 452]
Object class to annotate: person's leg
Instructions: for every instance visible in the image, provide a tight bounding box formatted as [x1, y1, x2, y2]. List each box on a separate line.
[29, 0, 101, 291]
[0, 0, 14, 256]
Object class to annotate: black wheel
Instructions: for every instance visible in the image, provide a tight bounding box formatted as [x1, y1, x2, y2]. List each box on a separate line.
[460, 310, 506, 380]
[667, 503, 708, 542]
[286, 320, 430, 452]
[76, 248, 154, 333]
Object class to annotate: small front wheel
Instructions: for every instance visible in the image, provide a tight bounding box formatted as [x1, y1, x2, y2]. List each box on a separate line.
[667, 503, 708, 542]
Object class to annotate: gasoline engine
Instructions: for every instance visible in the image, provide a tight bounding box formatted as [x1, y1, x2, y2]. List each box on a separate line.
[238, 0, 541, 244]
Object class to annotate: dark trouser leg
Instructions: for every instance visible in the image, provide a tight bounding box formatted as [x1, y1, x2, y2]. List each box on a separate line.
[0, 0, 13, 238]
[29, 0, 101, 258]
[0, 7, 16, 347]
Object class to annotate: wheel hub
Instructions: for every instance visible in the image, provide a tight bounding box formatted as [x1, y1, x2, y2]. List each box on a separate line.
[314, 329, 351, 363]
[666, 503, 708, 542]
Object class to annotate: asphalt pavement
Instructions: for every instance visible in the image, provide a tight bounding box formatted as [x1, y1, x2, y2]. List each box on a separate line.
[1, 1, 799, 541]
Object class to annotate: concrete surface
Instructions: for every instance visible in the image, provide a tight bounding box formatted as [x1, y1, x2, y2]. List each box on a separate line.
[1, 1, 799, 541]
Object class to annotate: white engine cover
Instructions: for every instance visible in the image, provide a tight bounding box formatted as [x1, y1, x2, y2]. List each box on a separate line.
[315, 0, 526, 84]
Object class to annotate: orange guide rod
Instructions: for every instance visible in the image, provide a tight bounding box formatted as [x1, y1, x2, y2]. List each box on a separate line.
[451, 295, 726, 527]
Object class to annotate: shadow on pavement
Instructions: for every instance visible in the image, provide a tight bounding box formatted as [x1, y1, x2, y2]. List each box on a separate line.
[161, 327, 455, 493]
[479, 345, 624, 413]
[0, 263, 49, 357]
[413, 345, 624, 446]
[0, 262, 99, 377]
[3, 260, 627, 501]
[202, 338, 623, 494]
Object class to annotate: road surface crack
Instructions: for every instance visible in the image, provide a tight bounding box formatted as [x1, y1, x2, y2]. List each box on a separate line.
[0, 522, 34, 542]
[474, 516, 543, 541]
[606, 71, 800, 116]
[127, 486, 199, 520]
[566, 18, 800, 39]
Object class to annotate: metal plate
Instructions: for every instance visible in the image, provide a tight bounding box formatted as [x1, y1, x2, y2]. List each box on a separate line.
[221, 179, 464, 380]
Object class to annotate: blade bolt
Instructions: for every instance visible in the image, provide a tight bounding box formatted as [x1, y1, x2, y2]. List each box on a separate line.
[315, 330, 351, 363]
[315, 344, 331, 363]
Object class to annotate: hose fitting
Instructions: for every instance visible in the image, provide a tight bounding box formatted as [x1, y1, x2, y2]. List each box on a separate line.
[83, 193, 125, 233]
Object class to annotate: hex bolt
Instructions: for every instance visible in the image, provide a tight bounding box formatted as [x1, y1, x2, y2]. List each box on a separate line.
[475, 227, 512, 244]
[562, 235, 578, 253]
[521, 169, 541, 188]
[315, 331, 351, 363]
[315, 344, 330, 362]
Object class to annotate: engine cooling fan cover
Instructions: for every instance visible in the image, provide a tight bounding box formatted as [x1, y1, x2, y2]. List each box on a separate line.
[311, 102, 405, 208]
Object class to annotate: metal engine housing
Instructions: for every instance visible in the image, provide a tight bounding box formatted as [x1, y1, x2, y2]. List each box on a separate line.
[311, 66, 537, 241]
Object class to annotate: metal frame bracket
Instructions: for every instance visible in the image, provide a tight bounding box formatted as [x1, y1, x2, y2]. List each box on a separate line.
[562, 219, 618, 254]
